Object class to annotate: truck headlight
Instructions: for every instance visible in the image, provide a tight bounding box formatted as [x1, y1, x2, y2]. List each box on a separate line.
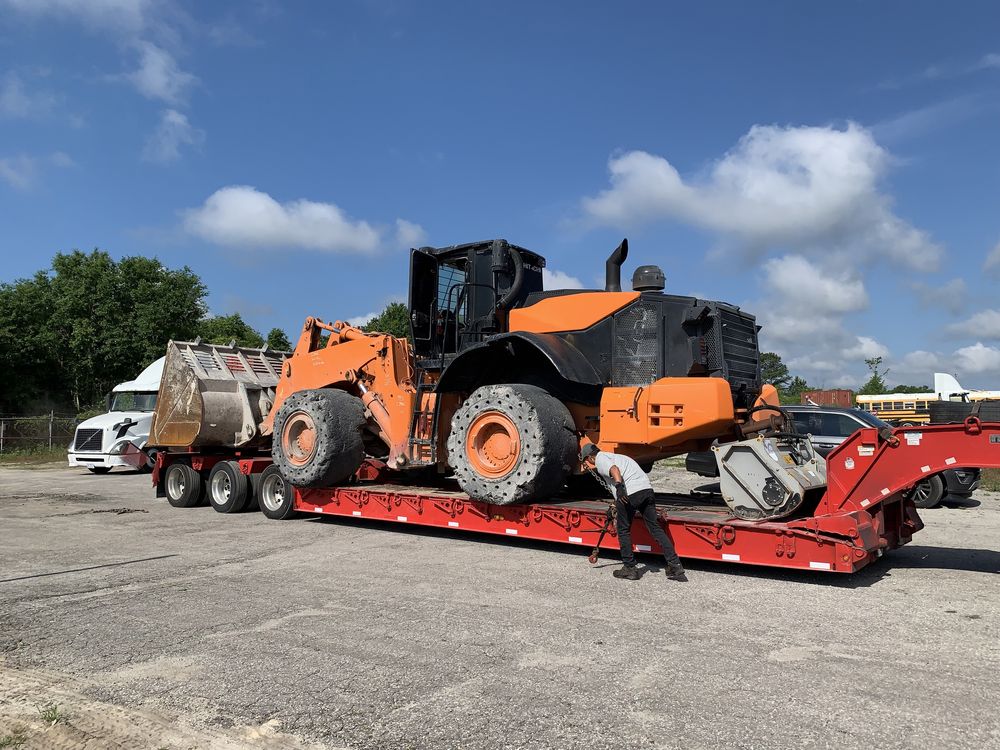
[109, 440, 130, 456]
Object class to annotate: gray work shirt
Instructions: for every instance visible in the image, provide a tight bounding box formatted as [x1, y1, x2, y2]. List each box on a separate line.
[594, 451, 653, 497]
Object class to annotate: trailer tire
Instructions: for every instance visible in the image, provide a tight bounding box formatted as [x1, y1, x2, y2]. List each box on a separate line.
[271, 389, 366, 488]
[245, 472, 262, 512]
[207, 460, 250, 514]
[164, 463, 203, 508]
[448, 383, 576, 505]
[907, 474, 945, 509]
[258, 464, 297, 520]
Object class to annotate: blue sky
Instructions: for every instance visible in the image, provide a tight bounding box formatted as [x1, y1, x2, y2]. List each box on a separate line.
[1, 1, 999, 388]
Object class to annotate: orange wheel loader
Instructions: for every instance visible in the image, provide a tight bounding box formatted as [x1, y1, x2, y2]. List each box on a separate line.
[151, 238, 779, 507]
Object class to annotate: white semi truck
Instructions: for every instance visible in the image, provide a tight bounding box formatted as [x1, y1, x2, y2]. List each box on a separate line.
[68, 357, 164, 473]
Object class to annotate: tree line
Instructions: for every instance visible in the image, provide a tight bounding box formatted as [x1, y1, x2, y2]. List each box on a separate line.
[761, 352, 929, 405]
[0, 250, 296, 416]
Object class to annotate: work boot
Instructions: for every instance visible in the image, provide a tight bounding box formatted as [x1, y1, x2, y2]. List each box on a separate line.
[613, 565, 641, 580]
[665, 563, 688, 582]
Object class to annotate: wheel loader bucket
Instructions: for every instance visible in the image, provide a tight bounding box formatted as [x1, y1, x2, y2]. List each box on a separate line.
[149, 340, 289, 449]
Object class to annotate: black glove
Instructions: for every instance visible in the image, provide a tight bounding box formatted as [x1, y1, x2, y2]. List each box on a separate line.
[615, 482, 628, 504]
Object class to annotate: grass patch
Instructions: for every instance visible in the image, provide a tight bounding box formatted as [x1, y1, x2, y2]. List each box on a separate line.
[37, 702, 66, 726]
[0, 730, 27, 749]
[657, 455, 688, 469]
[0, 447, 67, 466]
[980, 468, 1000, 492]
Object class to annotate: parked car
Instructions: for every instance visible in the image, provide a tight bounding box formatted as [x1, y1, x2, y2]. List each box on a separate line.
[686, 405, 979, 508]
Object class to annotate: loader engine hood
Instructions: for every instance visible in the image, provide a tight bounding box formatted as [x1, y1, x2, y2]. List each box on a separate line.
[511, 290, 762, 409]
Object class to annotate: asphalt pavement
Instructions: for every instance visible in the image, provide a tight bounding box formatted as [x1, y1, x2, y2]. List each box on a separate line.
[1, 464, 998, 749]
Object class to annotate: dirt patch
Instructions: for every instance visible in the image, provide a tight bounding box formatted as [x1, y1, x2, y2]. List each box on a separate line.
[0, 660, 330, 750]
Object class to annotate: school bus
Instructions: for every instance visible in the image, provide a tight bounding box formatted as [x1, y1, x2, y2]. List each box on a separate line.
[855, 392, 934, 425]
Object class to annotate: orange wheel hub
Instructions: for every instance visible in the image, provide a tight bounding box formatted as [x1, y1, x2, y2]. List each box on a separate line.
[466, 411, 521, 478]
[282, 412, 317, 466]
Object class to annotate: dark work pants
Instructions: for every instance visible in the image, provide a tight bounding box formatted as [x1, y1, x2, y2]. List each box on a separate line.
[616, 488, 682, 568]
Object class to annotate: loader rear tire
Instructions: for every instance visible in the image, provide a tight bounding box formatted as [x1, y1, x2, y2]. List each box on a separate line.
[164, 463, 203, 508]
[207, 460, 250, 514]
[447, 384, 576, 505]
[271, 389, 366, 488]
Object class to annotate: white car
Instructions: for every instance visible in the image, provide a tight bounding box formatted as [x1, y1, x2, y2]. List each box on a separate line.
[68, 357, 164, 474]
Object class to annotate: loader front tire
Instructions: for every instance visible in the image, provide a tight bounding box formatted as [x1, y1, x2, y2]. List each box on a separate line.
[271, 389, 366, 488]
[448, 384, 577, 505]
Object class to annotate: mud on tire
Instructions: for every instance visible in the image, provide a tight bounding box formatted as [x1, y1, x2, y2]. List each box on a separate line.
[447, 384, 577, 505]
[271, 389, 366, 488]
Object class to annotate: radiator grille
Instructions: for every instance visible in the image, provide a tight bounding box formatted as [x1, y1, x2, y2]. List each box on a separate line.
[613, 301, 660, 386]
[74, 428, 103, 452]
[718, 308, 760, 393]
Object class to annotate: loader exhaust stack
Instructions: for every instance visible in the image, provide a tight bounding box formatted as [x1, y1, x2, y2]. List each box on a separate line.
[604, 238, 628, 292]
[149, 340, 288, 449]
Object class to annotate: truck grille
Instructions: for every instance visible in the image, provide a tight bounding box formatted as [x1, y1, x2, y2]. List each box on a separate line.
[613, 301, 660, 386]
[74, 428, 103, 452]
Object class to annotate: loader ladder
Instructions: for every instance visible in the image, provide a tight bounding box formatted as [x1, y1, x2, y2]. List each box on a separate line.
[406, 376, 438, 465]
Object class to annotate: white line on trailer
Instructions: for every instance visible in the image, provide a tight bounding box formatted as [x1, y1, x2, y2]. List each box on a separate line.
[505, 528, 518, 535]
[921, 465, 931, 473]
[448, 521, 459, 527]
[396, 515, 408, 522]
[634, 544, 652, 552]
[945, 457, 957, 465]
[722, 553, 740, 561]
[351, 510, 362, 516]
[809, 561, 832, 570]
[568, 536, 583, 544]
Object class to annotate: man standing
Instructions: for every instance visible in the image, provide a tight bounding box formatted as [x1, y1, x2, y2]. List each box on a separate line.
[580, 443, 687, 582]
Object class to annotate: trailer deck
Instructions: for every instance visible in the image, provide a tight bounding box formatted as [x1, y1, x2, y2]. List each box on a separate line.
[154, 418, 1000, 574]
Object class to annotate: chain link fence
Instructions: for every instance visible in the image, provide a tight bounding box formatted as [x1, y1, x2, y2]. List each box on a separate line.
[0, 414, 79, 453]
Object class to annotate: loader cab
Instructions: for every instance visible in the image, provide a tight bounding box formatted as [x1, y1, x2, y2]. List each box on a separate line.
[408, 239, 544, 363]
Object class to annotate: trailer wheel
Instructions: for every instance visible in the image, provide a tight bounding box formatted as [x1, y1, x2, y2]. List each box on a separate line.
[164, 463, 203, 508]
[272, 389, 366, 488]
[907, 474, 945, 509]
[245, 472, 262, 512]
[207, 460, 250, 514]
[447, 384, 576, 505]
[258, 465, 297, 520]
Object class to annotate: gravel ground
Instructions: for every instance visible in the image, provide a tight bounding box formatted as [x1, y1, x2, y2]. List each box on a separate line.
[1, 464, 998, 750]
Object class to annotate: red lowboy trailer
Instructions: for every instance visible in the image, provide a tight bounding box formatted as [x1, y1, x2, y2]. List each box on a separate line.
[153, 418, 1000, 574]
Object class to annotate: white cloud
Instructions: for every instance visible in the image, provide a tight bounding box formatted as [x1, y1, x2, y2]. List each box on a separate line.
[984, 241, 1000, 274]
[975, 53, 1000, 71]
[394, 218, 427, 248]
[0, 151, 76, 190]
[184, 186, 388, 254]
[543, 268, 584, 290]
[0, 155, 37, 190]
[581, 123, 942, 271]
[0, 72, 57, 119]
[948, 309, 1000, 340]
[761, 255, 868, 314]
[127, 41, 196, 104]
[909, 277, 967, 315]
[344, 309, 380, 327]
[953, 342, 1000, 375]
[142, 109, 203, 163]
[0, 0, 151, 33]
[49, 150, 75, 167]
[841, 336, 889, 360]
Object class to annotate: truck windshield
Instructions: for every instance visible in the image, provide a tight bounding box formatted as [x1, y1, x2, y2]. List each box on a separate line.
[111, 391, 158, 412]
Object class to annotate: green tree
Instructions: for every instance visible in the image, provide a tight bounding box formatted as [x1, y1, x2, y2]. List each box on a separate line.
[890, 384, 931, 394]
[265, 327, 292, 351]
[781, 376, 812, 405]
[197, 313, 265, 348]
[857, 356, 889, 396]
[0, 250, 206, 413]
[760, 352, 791, 391]
[362, 302, 410, 339]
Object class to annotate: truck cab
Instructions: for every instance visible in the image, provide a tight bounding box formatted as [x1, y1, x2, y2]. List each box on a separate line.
[68, 357, 164, 473]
